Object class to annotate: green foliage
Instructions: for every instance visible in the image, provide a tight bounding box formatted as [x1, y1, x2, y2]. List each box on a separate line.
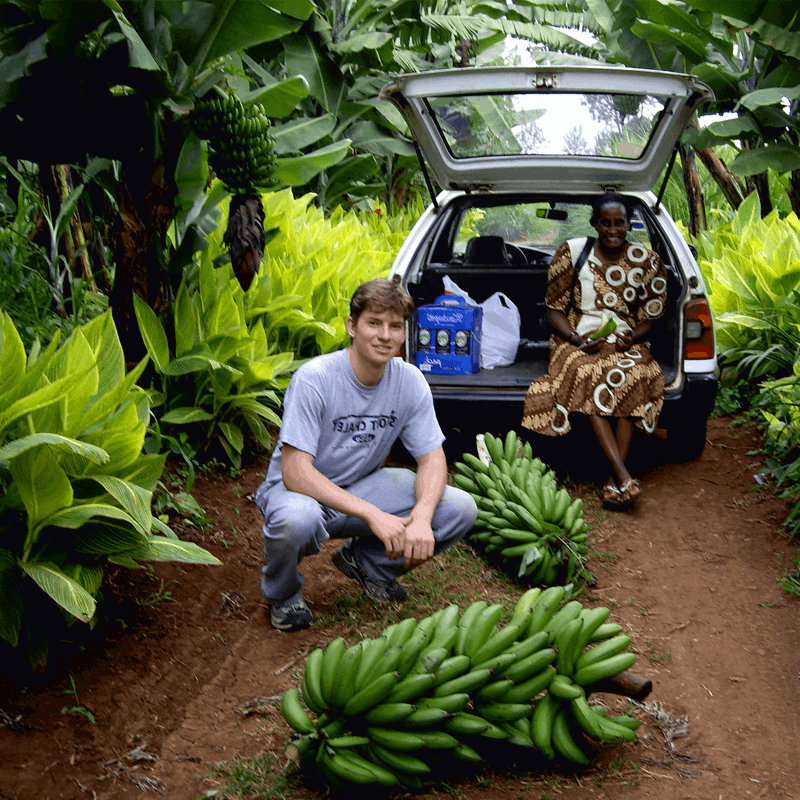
[696, 192, 800, 539]
[0, 200, 58, 349]
[211, 188, 405, 359]
[694, 192, 800, 373]
[147, 186, 417, 471]
[593, 0, 800, 188]
[0, 310, 220, 670]
[778, 552, 800, 594]
[134, 254, 295, 470]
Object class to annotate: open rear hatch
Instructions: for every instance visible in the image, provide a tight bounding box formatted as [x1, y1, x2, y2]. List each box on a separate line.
[380, 66, 713, 197]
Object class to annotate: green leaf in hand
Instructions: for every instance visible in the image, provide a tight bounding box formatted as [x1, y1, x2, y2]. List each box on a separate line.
[589, 315, 618, 340]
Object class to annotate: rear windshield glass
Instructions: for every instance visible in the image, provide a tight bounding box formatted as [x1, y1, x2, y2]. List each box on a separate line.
[453, 201, 652, 255]
[428, 92, 669, 160]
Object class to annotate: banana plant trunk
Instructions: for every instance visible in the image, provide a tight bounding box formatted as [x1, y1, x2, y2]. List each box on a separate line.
[679, 143, 706, 237]
[744, 172, 773, 217]
[789, 170, 800, 217]
[693, 146, 745, 211]
[110, 147, 178, 365]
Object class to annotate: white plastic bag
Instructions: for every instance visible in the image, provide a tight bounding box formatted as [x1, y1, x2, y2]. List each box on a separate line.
[479, 292, 520, 369]
[442, 275, 477, 305]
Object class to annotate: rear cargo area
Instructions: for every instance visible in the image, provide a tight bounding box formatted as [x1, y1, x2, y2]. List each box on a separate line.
[406, 254, 680, 398]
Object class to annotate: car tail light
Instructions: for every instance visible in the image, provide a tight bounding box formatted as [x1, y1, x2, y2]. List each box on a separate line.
[684, 298, 714, 359]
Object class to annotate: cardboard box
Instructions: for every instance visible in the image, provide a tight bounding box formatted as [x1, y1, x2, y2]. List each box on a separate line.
[414, 295, 482, 375]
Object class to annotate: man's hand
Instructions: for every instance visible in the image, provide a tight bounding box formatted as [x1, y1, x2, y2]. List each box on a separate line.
[401, 516, 435, 569]
[365, 510, 435, 569]
[365, 508, 411, 562]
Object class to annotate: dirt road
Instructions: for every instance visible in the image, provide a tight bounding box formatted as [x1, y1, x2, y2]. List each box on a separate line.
[1, 415, 798, 800]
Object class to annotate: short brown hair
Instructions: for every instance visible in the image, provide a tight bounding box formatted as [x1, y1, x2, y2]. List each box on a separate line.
[349, 277, 414, 323]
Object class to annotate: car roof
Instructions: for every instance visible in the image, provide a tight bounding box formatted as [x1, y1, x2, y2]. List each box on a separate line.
[380, 66, 713, 194]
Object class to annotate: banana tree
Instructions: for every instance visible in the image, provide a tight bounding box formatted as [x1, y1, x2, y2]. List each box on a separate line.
[584, 0, 800, 218]
[248, 0, 608, 213]
[0, 0, 330, 359]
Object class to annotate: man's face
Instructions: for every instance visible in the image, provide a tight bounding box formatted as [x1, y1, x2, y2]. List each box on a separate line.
[346, 305, 406, 370]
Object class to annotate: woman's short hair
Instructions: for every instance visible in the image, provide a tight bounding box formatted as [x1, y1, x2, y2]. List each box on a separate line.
[590, 193, 636, 227]
[349, 276, 414, 322]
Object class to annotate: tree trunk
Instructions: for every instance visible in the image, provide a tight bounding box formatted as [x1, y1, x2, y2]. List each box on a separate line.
[110, 133, 179, 364]
[745, 172, 773, 216]
[679, 143, 706, 237]
[693, 146, 745, 211]
[457, 39, 472, 67]
[789, 169, 800, 217]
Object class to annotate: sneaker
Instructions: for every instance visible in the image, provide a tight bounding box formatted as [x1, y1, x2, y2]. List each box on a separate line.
[270, 593, 313, 631]
[332, 544, 407, 603]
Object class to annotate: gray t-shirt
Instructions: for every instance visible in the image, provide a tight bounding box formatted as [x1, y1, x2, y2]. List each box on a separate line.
[262, 349, 444, 494]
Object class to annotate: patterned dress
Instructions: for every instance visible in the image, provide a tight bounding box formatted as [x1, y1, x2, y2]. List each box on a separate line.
[522, 237, 667, 437]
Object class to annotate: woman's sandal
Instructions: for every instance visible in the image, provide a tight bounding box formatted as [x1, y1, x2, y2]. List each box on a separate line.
[601, 482, 627, 509]
[619, 478, 643, 504]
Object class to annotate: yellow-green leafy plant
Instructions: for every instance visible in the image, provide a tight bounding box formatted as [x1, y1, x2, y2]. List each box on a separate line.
[695, 194, 800, 538]
[206, 189, 403, 359]
[0, 311, 220, 670]
[694, 192, 800, 374]
[134, 254, 295, 469]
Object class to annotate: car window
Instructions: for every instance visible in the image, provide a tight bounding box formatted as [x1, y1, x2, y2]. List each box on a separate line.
[453, 202, 652, 256]
[429, 92, 669, 161]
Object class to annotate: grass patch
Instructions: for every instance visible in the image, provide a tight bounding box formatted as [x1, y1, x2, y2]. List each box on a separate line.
[778, 550, 800, 596]
[318, 541, 532, 637]
[588, 753, 643, 789]
[204, 752, 296, 800]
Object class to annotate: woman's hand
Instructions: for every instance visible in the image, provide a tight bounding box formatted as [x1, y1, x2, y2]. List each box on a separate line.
[579, 332, 603, 353]
[615, 330, 634, 351]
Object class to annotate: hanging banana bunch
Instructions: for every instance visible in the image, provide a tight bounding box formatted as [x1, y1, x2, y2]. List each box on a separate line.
[190, 93, 279, 291]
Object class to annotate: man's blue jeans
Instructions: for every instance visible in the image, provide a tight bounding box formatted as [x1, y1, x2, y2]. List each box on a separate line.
[255, 467, 477, 604]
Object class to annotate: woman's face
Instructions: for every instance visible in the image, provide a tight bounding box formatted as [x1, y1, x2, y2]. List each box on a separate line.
[594, 202, 629, 254]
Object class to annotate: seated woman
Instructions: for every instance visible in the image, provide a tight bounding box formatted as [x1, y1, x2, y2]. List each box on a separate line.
[521, 193, 667, 508]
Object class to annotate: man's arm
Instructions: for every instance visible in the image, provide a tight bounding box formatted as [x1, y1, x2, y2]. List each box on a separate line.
[281, 444, 409, 560]
[400, 446, 448, 569]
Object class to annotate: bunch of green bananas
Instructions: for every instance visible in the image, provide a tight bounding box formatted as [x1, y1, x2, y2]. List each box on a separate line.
[190, 93, 278, 195]
[453, 430, 590, 585]
[281, 587, 640, 788]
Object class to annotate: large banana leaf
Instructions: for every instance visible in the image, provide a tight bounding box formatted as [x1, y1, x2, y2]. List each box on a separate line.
[20, 562, 95, 623]
[275, 140, 353, 186]
[0, 433, 108, 467]
[121, 537, 222, 565]
[272, 115, 337, 155]
[282, 31, 347, 115]
[10, 447, 73, 545]
[0, 547, 25, 646]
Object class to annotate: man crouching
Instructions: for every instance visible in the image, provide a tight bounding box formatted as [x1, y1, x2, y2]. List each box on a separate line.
[255, 277, 478, 631]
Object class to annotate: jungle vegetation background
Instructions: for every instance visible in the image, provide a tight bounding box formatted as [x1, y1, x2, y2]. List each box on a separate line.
[1, 0, 800, 671]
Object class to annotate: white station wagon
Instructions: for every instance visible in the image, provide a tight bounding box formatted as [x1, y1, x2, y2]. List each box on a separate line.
[380, 66, 718, 460]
